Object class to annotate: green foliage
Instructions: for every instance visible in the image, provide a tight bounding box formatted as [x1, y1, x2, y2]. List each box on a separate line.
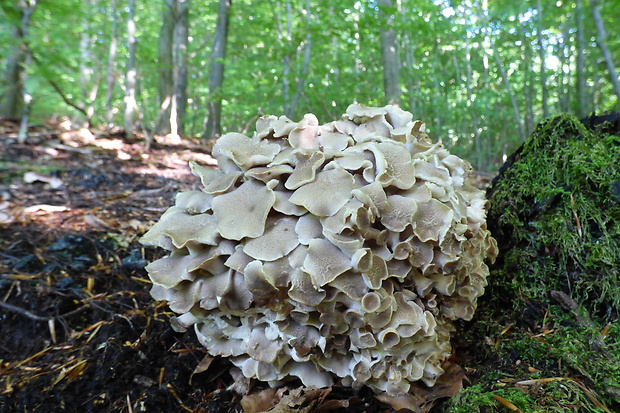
[1, 0, 619, 170]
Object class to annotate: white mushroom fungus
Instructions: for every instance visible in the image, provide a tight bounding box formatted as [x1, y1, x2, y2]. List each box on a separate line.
[141, 104, 497, 396]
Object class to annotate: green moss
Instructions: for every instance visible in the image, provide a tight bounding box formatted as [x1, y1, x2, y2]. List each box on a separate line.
[444, 380, 611, 413]
[445, 115, 620, 412]
[489, 114, 620, 317]
[444, 320, 620, 412]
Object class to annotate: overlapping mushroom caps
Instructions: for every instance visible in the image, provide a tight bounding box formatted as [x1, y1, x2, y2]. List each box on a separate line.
[140, 104, 498, 395]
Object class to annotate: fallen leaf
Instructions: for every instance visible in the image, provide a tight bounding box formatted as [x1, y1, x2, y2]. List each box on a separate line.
[229, 367, 252, 395]
[23, 171, 63, 189]
[189, 354, 213, 385]
[240, 388, 280, 413]
[267, 387, 331, 413]
[23, 204, 69, 213]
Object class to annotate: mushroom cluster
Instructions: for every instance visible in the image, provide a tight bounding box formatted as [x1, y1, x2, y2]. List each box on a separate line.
[140, 104, 498, 395]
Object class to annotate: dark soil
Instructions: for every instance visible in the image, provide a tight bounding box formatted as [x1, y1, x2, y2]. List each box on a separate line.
[0, 121, 395, 413]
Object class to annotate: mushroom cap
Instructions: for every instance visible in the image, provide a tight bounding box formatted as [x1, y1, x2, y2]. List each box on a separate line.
[141, 104, 497, 396]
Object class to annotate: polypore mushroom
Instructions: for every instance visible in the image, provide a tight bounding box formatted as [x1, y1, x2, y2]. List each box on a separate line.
[141, 103, 497, 395]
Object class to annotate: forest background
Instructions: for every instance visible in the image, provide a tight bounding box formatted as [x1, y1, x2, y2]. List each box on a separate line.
[2, 0, 619, 172]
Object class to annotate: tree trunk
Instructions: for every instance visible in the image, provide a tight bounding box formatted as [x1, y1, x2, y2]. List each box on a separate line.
[278, 0, 292, 116]
[590, 0, 620, 106]
[171, 0, 189, 135]
[523, 38, 534, 136]
[404, 34, 418, 119]
[536, 0, 549, 118]
[575, 0, 588, 117]
[106, 0, 118, 129]
[124, 0, 137, 138]
[379, 0, 400, 105]
[155, 0, 188, 136]
[557, 20, 570, 113]
[0, 0, 37, 120]
[465, 35, 481, 170]
[155, 0, 174, 135]
[493, 41, 526, 141]
[202, 0, 231, 140]
[286, 0, 311, 119]
[479, 0, 525, 141]
[80, 0, 98, 126]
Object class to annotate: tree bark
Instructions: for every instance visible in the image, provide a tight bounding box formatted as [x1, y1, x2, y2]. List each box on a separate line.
[171, 0, 189, 135]
[286, 0, 311, 119]
[590, 0, 620, 106]
[404, 34, 418, 119]
[278, 0, 292, 116]
[0, 0, 37, 120]
[124, 0, 137, 138]
[202, 0, 231, 140]
[465, 35, 481, 170]
[558, 23, 570, 113]
[536, 0, 549, 118]
[575, 0, 588, 118]
[80, 0, 98, 126]
[106, 0, 118, 128]
[379, 0, 400, 105]
[155, 0, 174, 135]
[155, 0, 188, 136]
[493, 41, 526, 141]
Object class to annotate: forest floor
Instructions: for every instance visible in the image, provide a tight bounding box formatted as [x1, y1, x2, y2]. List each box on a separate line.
[0, 118, 614, 413]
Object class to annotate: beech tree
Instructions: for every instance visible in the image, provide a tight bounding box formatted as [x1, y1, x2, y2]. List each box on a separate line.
[590, 0, 620, 105]
[155, 0, 189, 136]
[124, 0, 137, 138]
[202, 0, 231, 139]
[0, 0, 38, 119]
[379, 0, 400, 105]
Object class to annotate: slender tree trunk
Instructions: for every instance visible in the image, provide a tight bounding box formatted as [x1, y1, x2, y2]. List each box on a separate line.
[478, 0, 492, 167]
[17, 1, 37, 143]
[536, 0, 549, 118]
[202, 0, 231, 140]
[593, 64, 601, 113]
[0, 0, 37, 120]
[353, 6, 362, 98]
[379, 0, 400, 105]
[278, 0, 292, 115]
[493, 41, 526, 141]
[404, 34, 418, 118]
[557, 21, 570, 112]
[154, 0, 189, 136]
[155, 0, 174, 135]
[286, 0, 311, 119]
[465, 35, 481, 170]
[575, 0, 588, 117]
[590, 0, 620, 106]
[124, 0, 137, 138]
[171, 0, 189, 135]
[80, 0, 99, 126]
[431, 43, 442, 133]
[479, 0, 525, 141]
[106, 0, 118, 128]
[523, 38, 534, 136]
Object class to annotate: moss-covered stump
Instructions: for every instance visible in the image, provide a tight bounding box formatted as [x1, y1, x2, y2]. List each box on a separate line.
[488, 114, 620, 316]
[445, 114, 620, 412]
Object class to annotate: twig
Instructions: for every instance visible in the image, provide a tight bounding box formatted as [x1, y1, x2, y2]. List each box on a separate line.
[550, 290, 611, 357]
[0, 300, 49, 321]
[1, 300, 91, 322]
